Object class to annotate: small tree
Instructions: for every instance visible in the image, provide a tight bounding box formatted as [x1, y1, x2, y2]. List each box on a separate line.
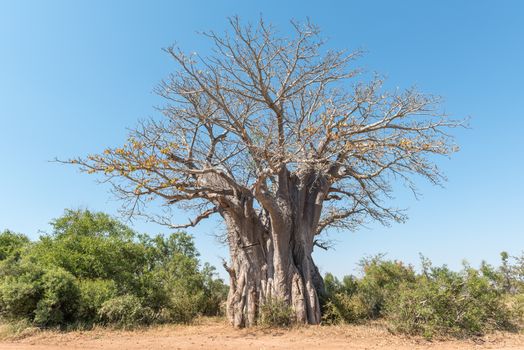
[68, 18, 461, 327]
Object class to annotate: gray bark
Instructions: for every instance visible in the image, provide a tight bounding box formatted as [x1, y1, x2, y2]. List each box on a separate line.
[222, 170, 328, 327]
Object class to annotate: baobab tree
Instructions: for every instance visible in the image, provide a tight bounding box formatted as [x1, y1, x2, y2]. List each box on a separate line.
[69, 17, 460, 327]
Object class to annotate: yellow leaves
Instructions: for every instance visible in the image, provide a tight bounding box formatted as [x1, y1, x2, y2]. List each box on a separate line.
[304, 125, 318, 135]
[87, 169, 97, 174]
[131, 140, 143, 150]
[115, 148, 125, 155]
[103, 165, 115, 174]
[399, 139, 413, 148]
[103, 149, 111, 155]
[160, 147, 171, 155]
[142, 155, 158, 169]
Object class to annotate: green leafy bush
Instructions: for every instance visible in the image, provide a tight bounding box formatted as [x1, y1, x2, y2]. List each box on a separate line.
[98, 295, 155, 328]
[0, 264, 81, 327]
[168, 288, 205, 324]
[0, 230, 29, 261]
[259, 297, 294, 327]
[322, 256, 415, 324]
[385, 265, 513, 338]
[507, 293, 524, 327]
[77, 279, 118, 323]
[321, 255, 521, 338]
[33, 267, 80, 327]
[357, 256, 416, 319]
[0, 264, 43, 320]
[322, 293, 366, 324]
[0, 209, 227, 328]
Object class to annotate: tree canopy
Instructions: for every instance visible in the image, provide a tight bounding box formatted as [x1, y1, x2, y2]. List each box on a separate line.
[68, 17, 462, 326]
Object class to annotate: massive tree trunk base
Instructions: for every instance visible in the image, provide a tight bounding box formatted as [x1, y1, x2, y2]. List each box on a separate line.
[226, 257, 322, 327]
[222, 210, 323, 328]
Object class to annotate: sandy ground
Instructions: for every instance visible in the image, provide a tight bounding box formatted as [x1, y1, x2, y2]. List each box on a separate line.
[1, 318, 523, 350]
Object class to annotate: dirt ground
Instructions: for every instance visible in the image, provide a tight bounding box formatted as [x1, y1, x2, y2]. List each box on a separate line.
[1, 318, 523, 350]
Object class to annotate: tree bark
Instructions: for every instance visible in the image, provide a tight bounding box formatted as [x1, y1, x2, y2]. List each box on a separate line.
[222, 170, 328, 327]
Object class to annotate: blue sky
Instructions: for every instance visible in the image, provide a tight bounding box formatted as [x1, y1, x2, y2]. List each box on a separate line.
[1, 0, 523, 278]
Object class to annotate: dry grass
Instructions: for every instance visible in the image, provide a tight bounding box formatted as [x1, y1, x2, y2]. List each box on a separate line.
[0, 317, 522, 350]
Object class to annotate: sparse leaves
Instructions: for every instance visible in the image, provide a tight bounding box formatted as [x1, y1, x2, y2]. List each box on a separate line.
[67, 16, 462, 234]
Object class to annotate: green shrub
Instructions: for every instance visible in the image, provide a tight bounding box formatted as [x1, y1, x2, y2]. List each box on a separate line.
[385, 265, 514, 339]
[322, 256, 416, 324]
[322, 292, 366, 324]
[259, 297, 294, 327]
[0, 209, 228, 329]
[0, 268, 43, 319]
[357, 256, 416, 319]
[0, 231, 29, 261]
[167, 288, 205, 323]
[506, 293, 524, 328]
[77, 279, 118, 323]
[98, 295, 155, 328]
[33, 267, 80, 327]
[199, 263, 228, 317]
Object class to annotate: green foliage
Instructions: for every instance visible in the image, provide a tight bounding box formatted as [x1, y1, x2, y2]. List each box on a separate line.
[356, 256, 416, 318]
[322, 255, 415, 324]
[321, 293, 366, 325]
[322, 273, 364, 324]
[507, 293, 524, 328]
[259, 297, 294, 327]
[0, 230, 29, 261]
[50, 209, 135, 240]
[77, 279, 118, 323]
[386, 264, 513, 339]
[0, 209, 227, 329]
[0, 262, 44, 320]
[322, 254, 521, 339]
[200, 263, 229, 316]
[98, 295, 155, 328]
[33, 267, 80, 327]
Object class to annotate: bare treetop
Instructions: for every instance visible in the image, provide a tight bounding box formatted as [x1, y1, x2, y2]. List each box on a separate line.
[73, 17, 459, 233]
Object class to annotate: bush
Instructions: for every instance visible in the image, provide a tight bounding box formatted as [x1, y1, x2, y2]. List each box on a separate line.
[506, 293, 524, 329]
[33, 267, 80, 327]
[199, 263, 229, 316]
[77, 279, 118, 323]
[0, 264, 81, 327]
[322, 256, 415, 324]
[0, 231, 29, 261]
[98, 295, 155, 328]
[0, 267, 43, 320]
[259, 297, 294, 327]
[385, 265, 514, 339]
[322, 293, 366, 324]
[167, 288, 205, 324]
[357, 256, 416, 319]
[0, 209, 228, 329]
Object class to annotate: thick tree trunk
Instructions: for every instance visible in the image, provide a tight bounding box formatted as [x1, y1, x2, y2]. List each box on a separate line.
[186, 169, 330, 328]
[222, 197, 323, 327]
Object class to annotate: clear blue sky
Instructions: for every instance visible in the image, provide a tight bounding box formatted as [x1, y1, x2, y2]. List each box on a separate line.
[1, 0, 523, 278]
